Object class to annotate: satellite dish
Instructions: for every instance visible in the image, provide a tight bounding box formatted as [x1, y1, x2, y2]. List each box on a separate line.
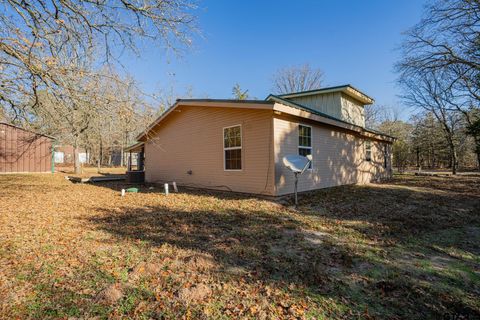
[283, 154, 312, 174]
[283, 154, 312, 207]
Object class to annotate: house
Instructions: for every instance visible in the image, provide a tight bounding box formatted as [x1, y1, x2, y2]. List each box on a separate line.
[128, 85, 395, 196]
[0, 122, 55, 173]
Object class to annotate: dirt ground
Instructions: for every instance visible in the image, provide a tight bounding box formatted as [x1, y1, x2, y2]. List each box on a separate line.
[0, 173, 479, 319]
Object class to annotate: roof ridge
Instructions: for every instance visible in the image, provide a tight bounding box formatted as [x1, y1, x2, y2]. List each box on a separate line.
[176, 98, 273, 104]
[277, 84, 351, 97]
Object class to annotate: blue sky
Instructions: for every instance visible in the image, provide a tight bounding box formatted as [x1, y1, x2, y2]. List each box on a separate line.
[122, 0, 426, 118]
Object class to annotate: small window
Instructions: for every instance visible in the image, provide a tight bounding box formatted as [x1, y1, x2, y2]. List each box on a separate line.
[365, 140, 372, 162]
[298, 125, 312, 168]
[224, 125, 242, 170]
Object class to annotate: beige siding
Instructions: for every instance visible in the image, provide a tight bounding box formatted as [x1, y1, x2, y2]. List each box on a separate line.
[289, 92, 365, 127]
[273, 115, 392, 196]
[340, 93, 365, 127]
[144, 106, 275, 195]
[289, 92, 342, 119]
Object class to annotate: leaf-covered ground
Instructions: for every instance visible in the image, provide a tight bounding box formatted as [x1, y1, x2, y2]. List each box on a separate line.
[0, 173, 479, 319]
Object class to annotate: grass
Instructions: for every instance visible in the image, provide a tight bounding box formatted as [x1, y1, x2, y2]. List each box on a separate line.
[0, 172, 479, 319]
[56, 165, 126, 177]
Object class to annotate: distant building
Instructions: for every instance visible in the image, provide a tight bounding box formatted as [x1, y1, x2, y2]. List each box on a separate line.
[0, 122, 55, 173]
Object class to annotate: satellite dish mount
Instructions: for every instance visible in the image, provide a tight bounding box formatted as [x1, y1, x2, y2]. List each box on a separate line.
[282, 154, 312, 207]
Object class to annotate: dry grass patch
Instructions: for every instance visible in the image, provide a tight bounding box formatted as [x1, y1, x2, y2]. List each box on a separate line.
[0, 173, 479, 319]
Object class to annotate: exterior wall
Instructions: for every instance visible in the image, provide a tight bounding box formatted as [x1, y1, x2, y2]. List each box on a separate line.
[0, 123, 53, 173]
[273, 115, 392, 196]
[289, 92, 342, 120]
[289, 92, 365, 127]
[340, 93, 365, 127]
[144, 106, 275, 195]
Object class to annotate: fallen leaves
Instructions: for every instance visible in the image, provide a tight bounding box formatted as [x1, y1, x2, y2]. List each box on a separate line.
[178, 283, 212, 305]
[0, 173, 479, 319]
[96, 283, 124, 305]
[182, 253, 216, 272]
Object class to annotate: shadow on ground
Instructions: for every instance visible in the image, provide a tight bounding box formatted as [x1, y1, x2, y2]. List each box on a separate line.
[86, 175, 480, 318]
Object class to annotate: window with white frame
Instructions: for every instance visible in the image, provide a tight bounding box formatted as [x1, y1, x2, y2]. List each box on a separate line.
[298, 125, 312, 168]
[224, 125, 242, 170]
[365, 140, 372, 161]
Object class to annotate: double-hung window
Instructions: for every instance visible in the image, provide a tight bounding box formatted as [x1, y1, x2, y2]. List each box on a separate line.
[365, 140, 372, 162]
[298, 125, 312, 169]
[224, 125, 242, 170]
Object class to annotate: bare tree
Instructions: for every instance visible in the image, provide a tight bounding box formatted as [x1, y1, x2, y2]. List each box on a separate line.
[272, 64, 324, 94]
[30, 57, 157, 173]
[400, 70, 462, 174]
[398, 0, 479, 82]
[398, 0, 480, 168]
[411, 113, 445, 169]
[31, 55, 107, 173]
[0, 0, 197, 172]
[0, 0, 198, 116]
[364, 105, 382, 129]
[372, 111, 476, 171]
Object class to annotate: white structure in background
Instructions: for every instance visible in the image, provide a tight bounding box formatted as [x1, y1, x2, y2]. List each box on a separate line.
[54, 151, 89, 164]
[54, 152, 64, 164]
[78, 152, 88, 164]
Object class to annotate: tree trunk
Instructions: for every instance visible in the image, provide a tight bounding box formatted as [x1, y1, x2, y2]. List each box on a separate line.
[121, 130, 128, 167]
[416, 147, 420, 168]
[476, 149, 480, 171]
[97, 139, 103, 173]
[432, 149, 435, 169]
[477, 151, 480, 171]
[475, 139, 480, 171]
[450, 143, 457, 175]
[120, 148, 124, 167]
[74, 145, 81, 174]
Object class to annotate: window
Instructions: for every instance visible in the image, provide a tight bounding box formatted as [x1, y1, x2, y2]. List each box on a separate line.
[298, 125, 312, 168]
[224, 125, 242, 170]
[365, 140, 372, 161]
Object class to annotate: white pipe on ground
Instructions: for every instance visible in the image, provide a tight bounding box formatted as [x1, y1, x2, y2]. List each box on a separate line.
[164, 183, 169, 195]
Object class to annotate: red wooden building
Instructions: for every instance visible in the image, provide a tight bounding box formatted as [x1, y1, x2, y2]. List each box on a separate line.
[0, 122, 55, 173]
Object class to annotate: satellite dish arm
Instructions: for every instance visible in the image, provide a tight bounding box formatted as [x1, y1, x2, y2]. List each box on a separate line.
[300, 154, 312, 174]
